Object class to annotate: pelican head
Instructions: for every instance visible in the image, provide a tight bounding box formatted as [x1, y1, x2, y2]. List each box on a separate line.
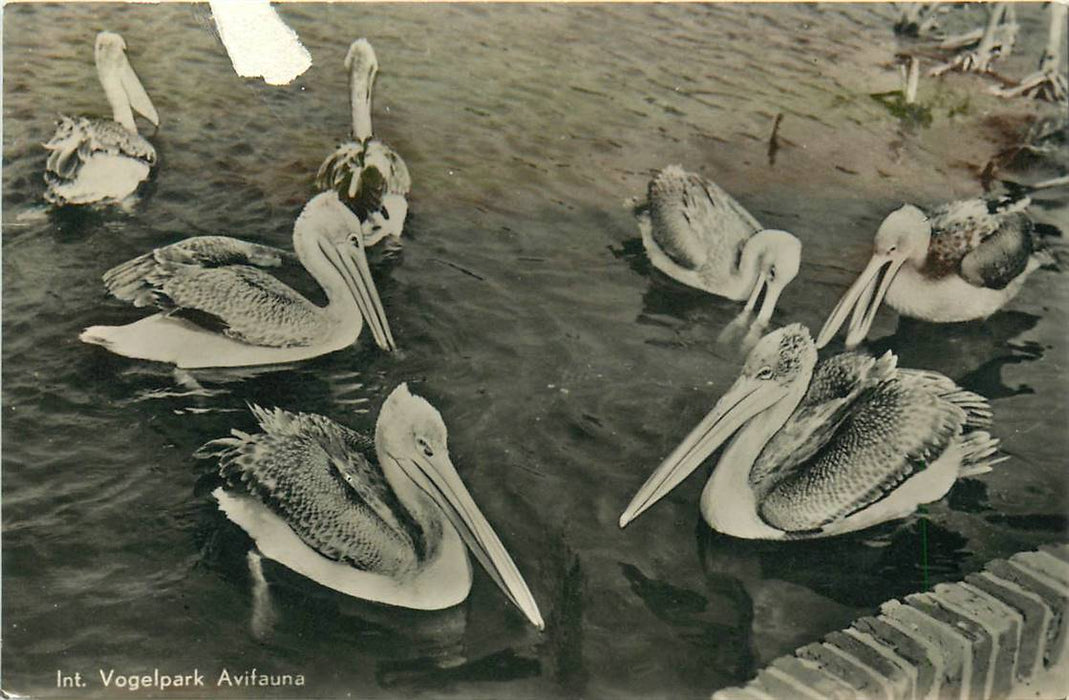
[376, 384, 545, 629]
[95, 31, 127, 60]
[345, 38, 378, 141]
[95, 31, 158, 132]
[295, 192, 396, 351]
[816, 205, 930, 349]
[345, 38, 379, 77]
[743, 230, 802, 325]
[619, 324, 815, 529]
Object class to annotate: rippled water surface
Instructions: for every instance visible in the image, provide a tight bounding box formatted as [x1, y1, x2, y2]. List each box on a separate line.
[4, 3, 1068, 698]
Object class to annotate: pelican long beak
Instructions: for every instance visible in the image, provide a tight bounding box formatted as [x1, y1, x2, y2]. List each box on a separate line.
[320, 240, 396, 351]
[743, 272, 765, 316]
[118, 51, 158, 126]
[399, 450, 545, 630]
[619, 376, 787, 528]
[815, 254, 905, 350]
[745, 273, 787, 327]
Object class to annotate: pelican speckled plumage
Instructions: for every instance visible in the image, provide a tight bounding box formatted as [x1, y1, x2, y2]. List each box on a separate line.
[198, 383, 544, 628]
[316, 38, 411, 248]
[634, 165, 802, 325]
[44, 32, 159, 206]
[620, 324, 1003, 540]
[817, 193, 1057, 349]
[79, 192, 395, 368]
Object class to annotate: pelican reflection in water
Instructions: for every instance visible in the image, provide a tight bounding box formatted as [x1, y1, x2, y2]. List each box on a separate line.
[817, 193, 1058, 350]
[620, 324, 1003, 540]
[197, 384, 544, 629]
[79, 192, 395, 368]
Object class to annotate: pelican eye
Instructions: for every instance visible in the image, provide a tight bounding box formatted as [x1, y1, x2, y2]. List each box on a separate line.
[756, 367, 774, 380]
[768, 266, 776, 280]
[887, 245, 897, 253]
[416, 437, 434, 458]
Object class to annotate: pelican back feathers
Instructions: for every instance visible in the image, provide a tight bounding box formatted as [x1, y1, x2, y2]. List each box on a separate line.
[752, 352, 999, 534]
[102, 236, 288, 307]
[925, 195, 1038, 289]
[316, 139, 411, 219]
[100, 237, 330, 348]
[645, 165, 761, 272]
[43, 116, 156, 205]
[201, 406, 432, 577]
[749, 352, 898, 492]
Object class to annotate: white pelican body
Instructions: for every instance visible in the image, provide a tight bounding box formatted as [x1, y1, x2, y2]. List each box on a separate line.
[44, 32, 159, 206]
[316, 39, 411, 247]
[79, 192, 395, 369]
[635, 166, 802, 325]
[818, 195, 1053, 349]
[620, 325, 1002, 540]
[199, 384, 544, 626]
[215, 489, 470, 609]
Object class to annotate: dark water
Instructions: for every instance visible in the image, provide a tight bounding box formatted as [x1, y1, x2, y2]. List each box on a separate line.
[3, 3, 1068, 698]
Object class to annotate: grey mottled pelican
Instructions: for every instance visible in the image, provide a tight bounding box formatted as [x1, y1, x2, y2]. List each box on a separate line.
[44, 32, 159, 206]
[316, 39, 411, 247]
[79, 192, 395, 368]
[634, 166, 801, 325]
[816, 193, 1056, 350]
[619, 324, 1002, 540]
[198, 383, 544, 628]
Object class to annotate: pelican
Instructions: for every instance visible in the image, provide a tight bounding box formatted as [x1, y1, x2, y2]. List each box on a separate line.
[634, 166, 801, 325]
[44, 32, 159, 206]
[197, 383, 544, 628]
[79, 192, 395, 368]
[816, 194, 1055, 349]
[619, 324, 1002, 540]
[316, 38, 411, 248]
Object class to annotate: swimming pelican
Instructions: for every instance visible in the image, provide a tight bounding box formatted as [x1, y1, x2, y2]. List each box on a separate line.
[79, 192, 395, 368]
[316, 38, 411, 248]
[634, 166, 802, 325]
[619, 324, 1001, 540]
[197, 383, 544, 628]
[44, 32, 159, 206]
[816, 194, 1055, 349]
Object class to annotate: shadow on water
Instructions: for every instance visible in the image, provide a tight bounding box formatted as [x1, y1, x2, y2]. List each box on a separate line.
[839, 310, 1047, 398]
[619, 560, 755, 679]
[541, 539, 587, 698]
[44, 202, 123, 241]
[677, 514, 978, 663]
[378, 649, 541, 693]
[609, 235, 750, 352]
[694, 516, 973, 611]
